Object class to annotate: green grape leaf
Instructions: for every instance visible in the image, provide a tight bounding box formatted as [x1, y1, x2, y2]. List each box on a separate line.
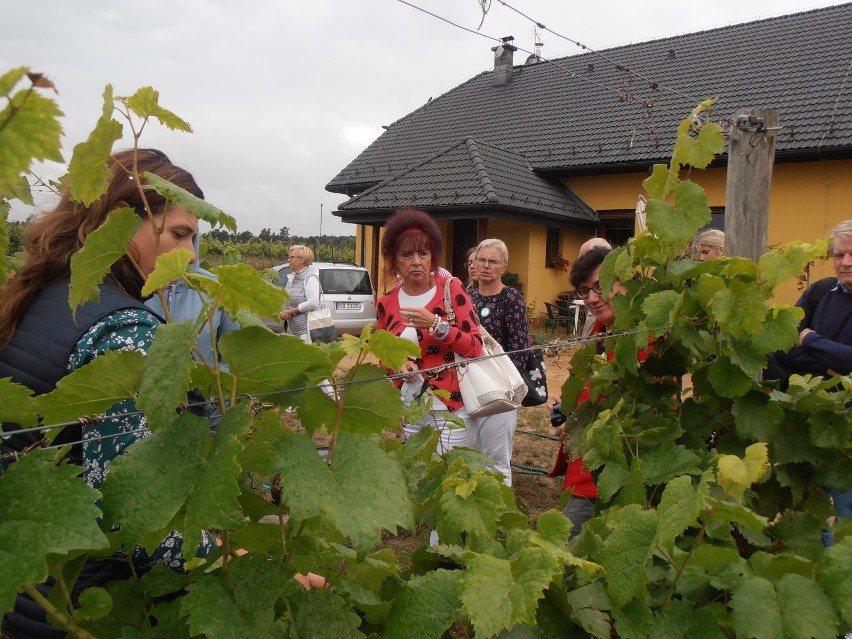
[649, 598, 693, 639]
[0, 67, 28, 96]
[218, 326, 333, 398]
[0, 450, 108, 615]
[74, 586, 112, 621]
[142, 172, 236, 232]
[566, 581, 612, 638]
[37, 349, 144, 424]
[207, 263, 285, 319]
[731, 576, 782, 639]
[759, 240, 829, 288]
[706, 498, 768, 534]
[68, 208, 141, 313]
[598, 504, 658, 606]
[6, 174, 34, 205]
[657, 475, 704, 546]
[642, 164, 677, 201]
[641, 290, 683, 329]
[707, 356, 754, 398]
[364, 329, 421, 371]
[273, 430, 413, 555]
[732, 392, 785, 441]
[137, 320, 197, 431]
[673, 120, 725, 170]
[140, 249, 192, 297]
[461, 548, 561, 638]
[338, 364, 405, 435]
[66, 111, 123, 206]
[611, 597, 653, 639]
[711, 281, 768, 339]
[119, 86, 192, 132]
[384, 569, 462, 639]
[646, 181, 710, 245]
[640, 443, 701, 485]
[0, 84, 64, 195]
[182, 574, 278, 639]
[437, 473, 507, 544]
[287, 588, 365, 639]
[0, 377, 38, 427]
[102, 411, 245, 550]
[817, 537, 852, 626]
[717, 443, 768, 501]
[775, 573, 839, 639]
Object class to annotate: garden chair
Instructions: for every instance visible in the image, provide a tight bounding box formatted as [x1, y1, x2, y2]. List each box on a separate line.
[544, 301, 575, 334]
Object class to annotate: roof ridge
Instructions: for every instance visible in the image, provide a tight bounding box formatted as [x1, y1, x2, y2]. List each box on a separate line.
[464, 137, 499, 203]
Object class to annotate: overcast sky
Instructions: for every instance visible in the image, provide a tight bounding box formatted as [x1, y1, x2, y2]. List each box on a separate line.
[2, 0, 846, 236]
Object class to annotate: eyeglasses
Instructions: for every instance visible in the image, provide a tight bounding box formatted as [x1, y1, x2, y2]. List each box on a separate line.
[577, 282, 602, 299]
[288, 254, 301, 260]
[474, 257, 505, 268]
[465, 260, 475, 268]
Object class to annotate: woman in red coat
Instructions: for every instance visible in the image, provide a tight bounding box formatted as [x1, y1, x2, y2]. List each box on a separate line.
[376, 208, 483, 454]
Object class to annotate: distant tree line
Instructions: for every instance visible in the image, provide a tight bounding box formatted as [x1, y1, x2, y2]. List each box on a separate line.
[202, 226, 355, 267]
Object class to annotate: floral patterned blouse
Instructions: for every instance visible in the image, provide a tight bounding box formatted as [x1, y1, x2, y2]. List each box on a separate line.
[470, 286, 530, 371]
[376, 275, 483, 411]
[70, 307, 212, 569]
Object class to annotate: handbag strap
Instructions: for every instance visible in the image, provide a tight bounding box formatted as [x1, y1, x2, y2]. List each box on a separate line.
[309, 273, 325, 305]
[443, 277, 457, 325]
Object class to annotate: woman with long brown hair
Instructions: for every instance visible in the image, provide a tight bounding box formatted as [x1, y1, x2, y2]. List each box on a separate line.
[0, 148, 208, 638]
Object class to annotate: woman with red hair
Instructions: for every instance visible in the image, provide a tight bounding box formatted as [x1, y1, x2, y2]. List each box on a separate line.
[376, 208, 483, 453]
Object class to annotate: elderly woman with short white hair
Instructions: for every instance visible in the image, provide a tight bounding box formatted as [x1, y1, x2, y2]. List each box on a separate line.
[279, 244, 320, 344]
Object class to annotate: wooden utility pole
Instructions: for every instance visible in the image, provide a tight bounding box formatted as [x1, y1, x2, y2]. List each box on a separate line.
[725, 109, 779, 261]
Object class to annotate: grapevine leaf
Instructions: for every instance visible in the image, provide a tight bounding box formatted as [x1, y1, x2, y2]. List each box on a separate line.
[642, 164, 677, 201]
[384, 569, 462, 639]
[707, 356, 754, 398]
[775, 573, 839, 639]
[0, 84, 64, 195]
[598, 504, 658, 606]
[205, 263, 285, 319]
[817, 537, 852, 626]
[5, 174, 34, 205]
[338, 363, 405, 435]
[657, 475, 703, 546]
[649, 598, 692, 639]
[143, 172, 236, 232]
[673, 120, 725, 170]
[273, 430, 413, 555]
[0, 377, 38, 427]
[705, 498, 768, 534]
[566, 582, 612, 638]
[711, 281, 768, 339]
[140, 249, 192, 297]
[37, 350, 144, 424]
[182, 574, 278, 639]
[101, 412, 243, 550]
[66, 109, 123, 206]
[641, 290, 683, 329]
[639, 443, 701, 485]
[0, 67, 28, 96]
[758, 240, 829, 288]
[731, 576, 782, 639]
[74, 586, 112, 621]
[437, 473, 506, 544]
[119, 86, 193, 132]
[611, 597, 653, 639]
[365, 329, 421, 371]
[218, 326, 333, 398]
[288, 588, 365, 639]
[137, 321, 197, 431]
[68, 208, 141, 313]
[461, 548, 561, 638]
[645, 181, 710, 245]
[732, 392, 784, 441]
[0, 451, 108, 616]
[717, 443, 768, 501]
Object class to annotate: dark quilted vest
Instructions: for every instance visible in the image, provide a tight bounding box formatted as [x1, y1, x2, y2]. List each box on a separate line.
[0, 277, 154, 454]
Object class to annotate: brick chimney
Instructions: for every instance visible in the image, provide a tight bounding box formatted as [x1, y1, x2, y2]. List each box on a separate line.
[491, 36, 517, 86]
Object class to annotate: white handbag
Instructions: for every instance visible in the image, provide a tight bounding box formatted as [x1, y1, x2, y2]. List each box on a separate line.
[443, 279, 528, 417]
[307, 277, 336, 343]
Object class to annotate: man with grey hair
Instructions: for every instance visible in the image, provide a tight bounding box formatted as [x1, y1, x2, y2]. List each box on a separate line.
[770, 220, 852, 546]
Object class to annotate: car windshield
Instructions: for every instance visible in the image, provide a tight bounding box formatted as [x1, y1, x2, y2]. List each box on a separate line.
[320, 269, 372, 295]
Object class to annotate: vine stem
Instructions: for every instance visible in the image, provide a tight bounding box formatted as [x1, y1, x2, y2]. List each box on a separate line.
[284, 520, 307, 565]
[660, 522, 707, 607]
[22, 583, 99, 639]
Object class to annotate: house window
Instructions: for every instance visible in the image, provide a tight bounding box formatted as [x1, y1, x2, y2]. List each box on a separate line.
[545, 227, 561, 269]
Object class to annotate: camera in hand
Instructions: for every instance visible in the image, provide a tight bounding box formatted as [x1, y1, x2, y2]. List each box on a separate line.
[549, 402, 566, 428]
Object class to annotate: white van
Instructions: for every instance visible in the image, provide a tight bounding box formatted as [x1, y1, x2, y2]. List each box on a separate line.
[271, 262, 376, 337]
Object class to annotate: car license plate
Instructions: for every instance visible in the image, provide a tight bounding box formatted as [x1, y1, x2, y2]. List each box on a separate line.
[336, 302, 361, 310]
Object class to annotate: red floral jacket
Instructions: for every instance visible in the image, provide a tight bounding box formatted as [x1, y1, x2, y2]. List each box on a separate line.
[377, 275, 483, 411]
